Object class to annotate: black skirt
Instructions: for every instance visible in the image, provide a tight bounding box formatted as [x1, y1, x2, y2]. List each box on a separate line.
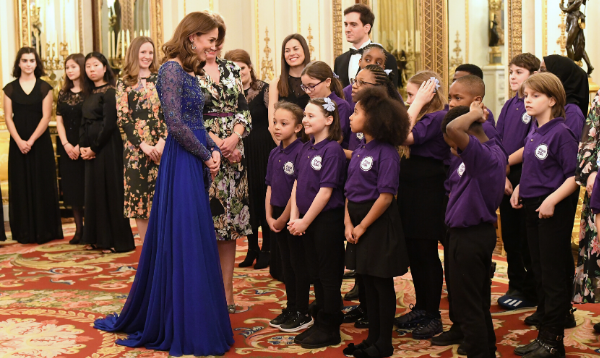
[397, 155, 446, 241]
[345, 200, 409, 278]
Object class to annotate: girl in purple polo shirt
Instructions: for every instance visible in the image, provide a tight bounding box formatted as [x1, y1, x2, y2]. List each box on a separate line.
[510, 73, 578, 358]
[266, 102, 313, 333]
[342, 43, 388, 109]
[394, 71, 448, 339]
[342, 87, 410, 358]
[288, 97, 347, 349]
[300, 61, 352, 148]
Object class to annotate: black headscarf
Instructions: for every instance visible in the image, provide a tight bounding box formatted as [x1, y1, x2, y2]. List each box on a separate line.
[544, 54, 589, 117]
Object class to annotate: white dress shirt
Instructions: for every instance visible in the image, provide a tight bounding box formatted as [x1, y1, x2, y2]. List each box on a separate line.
[347, 39, 372, 82]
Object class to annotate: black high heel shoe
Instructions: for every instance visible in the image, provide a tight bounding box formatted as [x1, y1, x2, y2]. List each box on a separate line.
[238, 249, 259, 267]
[69, 231, 83, 245]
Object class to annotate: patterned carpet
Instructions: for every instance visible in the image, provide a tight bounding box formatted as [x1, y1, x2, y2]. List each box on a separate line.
[2, 222, 600, 358]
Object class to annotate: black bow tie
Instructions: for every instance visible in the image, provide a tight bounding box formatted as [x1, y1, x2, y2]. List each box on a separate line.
[349, 48, 363, 56]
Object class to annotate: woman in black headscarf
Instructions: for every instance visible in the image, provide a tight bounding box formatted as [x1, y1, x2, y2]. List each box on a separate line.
[542, 54, 589, 141]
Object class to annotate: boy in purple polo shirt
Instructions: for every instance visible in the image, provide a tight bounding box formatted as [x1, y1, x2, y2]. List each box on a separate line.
[288, 97, 347, 349]
[442, 102, 507, 358]
[342, 86, 410, 358]
[496, 53, 541, 311]
[510, 73, 578, 358]
[265, 102, 312, 334]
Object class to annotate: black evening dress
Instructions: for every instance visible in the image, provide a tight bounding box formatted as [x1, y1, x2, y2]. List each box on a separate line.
[3, 79, 63, 244]
[278, 75, 309, 110]
[243, 81, 278, 274]
[79, 84, 134, 252]
[56, 89, 85, 208]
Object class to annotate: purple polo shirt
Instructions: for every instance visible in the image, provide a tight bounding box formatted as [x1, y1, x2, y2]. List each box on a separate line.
[564, 103, 585, 142]
[330, 92, 353, 149]
[591, 172, 600, 214]
[345, 139, 400, 202]
[294, 138, 346, 215]
[265, 138, 304, 207]
[445, 121, 502, 194]
[445, 137, 507, 228]
[410, 110, 450, 162]
[496, 94, 531, 156]
[520, 117, 578, 199]
[343, 85, 355, 110]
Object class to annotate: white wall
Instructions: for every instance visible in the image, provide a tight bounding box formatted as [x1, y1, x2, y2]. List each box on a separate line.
[0, 0, 17, 87]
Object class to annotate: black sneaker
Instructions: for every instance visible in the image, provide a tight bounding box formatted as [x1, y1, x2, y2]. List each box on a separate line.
[354, 316, 368, 328]
[524, 310, 544, 326]
[269, 308, 294, 328]
[411, 318, 443, 339]
[565, 307, 577, 329]
[343, 306, 366, 323]
[280, 311, 314, 332]
[431, 324, 464, 346]
[394, 304, 428, 329]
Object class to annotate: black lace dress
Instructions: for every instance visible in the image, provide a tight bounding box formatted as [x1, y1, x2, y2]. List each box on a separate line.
[3, 79, 63, 244]
[79, 84, 134, 252]
[56, 89, 85, 207]
[278, 75, 309, 110]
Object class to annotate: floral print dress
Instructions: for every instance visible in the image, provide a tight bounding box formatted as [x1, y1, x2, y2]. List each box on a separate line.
[574, 90, 600, 303]
[116, 74, 167, 219]
[198, 58, 252, 241]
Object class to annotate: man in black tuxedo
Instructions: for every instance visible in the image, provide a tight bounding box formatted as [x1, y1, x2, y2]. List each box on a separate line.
[334, 4, 399, 88]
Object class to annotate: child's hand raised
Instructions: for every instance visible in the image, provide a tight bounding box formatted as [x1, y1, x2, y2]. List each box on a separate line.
[413, 79, 437, 106]
[469, 101, 486, 122]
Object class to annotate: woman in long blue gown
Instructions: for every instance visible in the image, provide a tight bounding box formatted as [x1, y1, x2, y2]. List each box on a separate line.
[93, 12, 234, 357]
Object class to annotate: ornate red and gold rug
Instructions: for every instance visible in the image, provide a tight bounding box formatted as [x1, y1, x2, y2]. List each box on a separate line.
[1, 223, 600, 357]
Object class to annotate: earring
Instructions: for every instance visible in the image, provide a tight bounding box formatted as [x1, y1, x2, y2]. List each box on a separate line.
[191, 41, 196, 50]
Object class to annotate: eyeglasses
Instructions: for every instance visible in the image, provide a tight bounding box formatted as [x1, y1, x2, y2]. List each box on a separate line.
[350, 78, 377, 87]
[300, 79, 325, 93]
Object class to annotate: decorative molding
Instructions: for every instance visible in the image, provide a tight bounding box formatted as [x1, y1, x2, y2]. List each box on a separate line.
[78, 0, 84, 53]
[150, 0, 164, 58]
[542, 0, 547, 56]
[254, 0, 260, 79]
[260, 27, 274, 81]
[297, 0, 301, 34]
[465, 0, 469, 62]
[307, 24, 316, 61]
[15, 0, 31, 50]
[449, 31, 463, 82]
[507, 0, 522, 96]
[557, 12, 566, 56]
[332, 0, 343, 58]
[419, 0, 448, 88]
[209, 0, 214, 11]
[183, 0, 186, 15]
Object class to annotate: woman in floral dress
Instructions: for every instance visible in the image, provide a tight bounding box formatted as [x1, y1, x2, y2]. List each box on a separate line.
[199, 20, 252, 313]
[116, 36, 166, 242]
[574, 90, 600, 305]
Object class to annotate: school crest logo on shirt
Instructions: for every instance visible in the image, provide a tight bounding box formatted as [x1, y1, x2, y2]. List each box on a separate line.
[360, 156, 374, 171]
[457, 163, 465, 177]
[535, 143, 549, 160]
[283, 161, 294, 175]
[356, 132, 364, 140]
[522, 112, 532, 124]
[311, 155, 323, 170]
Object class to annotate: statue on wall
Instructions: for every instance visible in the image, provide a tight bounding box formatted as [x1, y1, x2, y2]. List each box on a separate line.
[560, 0, 594, 75]
[489, 14, 500, 47]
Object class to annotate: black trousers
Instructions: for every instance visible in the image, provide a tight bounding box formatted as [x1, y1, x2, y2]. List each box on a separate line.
[362, 274, 395, 353]
[303, 208, 345, 314]
[523, 195, 575, 335]
[357, 274, 367, 311]
[273, 206, 310, 313]
[448, 224, 497, 358]
[406, 238, 443, 318]
[498, 165, 536, 299]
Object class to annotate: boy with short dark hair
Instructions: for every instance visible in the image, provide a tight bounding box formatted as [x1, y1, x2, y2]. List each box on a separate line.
[442, 103, 507, 358]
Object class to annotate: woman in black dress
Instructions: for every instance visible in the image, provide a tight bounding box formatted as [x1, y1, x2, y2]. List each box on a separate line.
[224, 49, 276, 269]
[79, 52, 134, 253]
[2, 47, 63, 244]
[268, 34, 311, 144]
[56, 53, 86, 244]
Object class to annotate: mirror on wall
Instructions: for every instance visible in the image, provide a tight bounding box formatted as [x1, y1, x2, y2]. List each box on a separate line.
[96, 0, 152, 70]
[369, 0, 421, 97]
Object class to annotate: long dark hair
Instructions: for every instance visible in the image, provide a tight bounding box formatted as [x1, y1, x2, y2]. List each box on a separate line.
[82, 52, 116, 97]
[277, 34, 311, 97]
[61, 53, 85, 92]
[301, 61, 345, 100]
[12, 47, 46, 78]
[223, 49, 259, 90]
[161, 11, 226, 75]
[122, 37, 159, 86]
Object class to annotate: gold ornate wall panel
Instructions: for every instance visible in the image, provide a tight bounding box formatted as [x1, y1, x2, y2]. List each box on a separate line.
[150, 0, 164, 58]
[419, 0, 448, 88]
[507, 0, 522, 62]
[15, 0, 31, 49]
[332, 0, 343, 58]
